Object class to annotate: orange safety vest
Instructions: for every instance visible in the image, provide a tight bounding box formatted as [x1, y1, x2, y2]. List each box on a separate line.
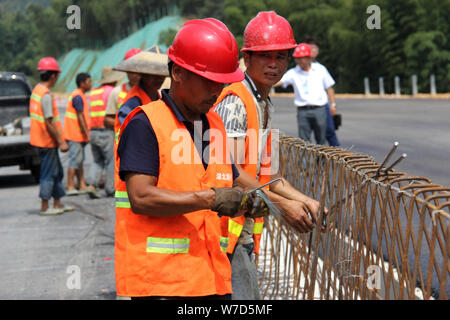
[113, 84, 153, 135]
[116, 83, 128, 110]
[63, 88, 90, 142]
[114, 100, 233, 297]
[88, 85, 112, 129]
[214, 81, 272, 255]
[29, 83, 63, 148]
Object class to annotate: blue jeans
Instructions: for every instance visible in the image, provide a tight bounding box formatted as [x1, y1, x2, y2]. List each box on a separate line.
[325, 103, 340, 146]
[296, 105, 327, 145]
[86, 129, 115, 196]
[229, 242, 261, 300]
[38, 147, 66, 200]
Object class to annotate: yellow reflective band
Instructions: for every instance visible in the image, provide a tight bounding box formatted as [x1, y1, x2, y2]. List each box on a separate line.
[30, 113, 45, 123]
[220, 237, 229, 253]
[90, 111, 106, 117]
[115, 191, 130, 208]
[90, 100, 104, 107]
[228, 219, 243, 237]
[65, 112, 78, 120]
[115, 202, 131, 208]
[146, 237, 190, 254]
[118, 91, 127, 98]
[90, 89, 104, 95]
[115, 191, 128, 198]
[30, 94, 41, 102]
[115, 130, 120, 143]
[253, 222, 264, 235]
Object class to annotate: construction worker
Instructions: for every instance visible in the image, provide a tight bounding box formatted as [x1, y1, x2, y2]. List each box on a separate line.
[29, 57, 73, 215]
[114, 47, 168, 126]
[63, 72, 92, 195]
[214, 11, 326, 299]
[104, 48, 142, 130]
[114, 18, 266, 300]
[85, 66, 125, 198]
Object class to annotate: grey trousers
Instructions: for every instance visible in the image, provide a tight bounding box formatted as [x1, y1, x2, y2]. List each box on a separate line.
[230, 243, 261, 300]
[296, 105, 327, 145]
[86, 129, 115, 196]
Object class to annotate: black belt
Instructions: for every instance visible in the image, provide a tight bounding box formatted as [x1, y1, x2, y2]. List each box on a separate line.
[91, 128, 111, 131]
[297, 105, 324, 110]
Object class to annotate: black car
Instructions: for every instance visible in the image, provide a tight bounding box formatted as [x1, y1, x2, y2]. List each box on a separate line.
[0, 72, 40, 182]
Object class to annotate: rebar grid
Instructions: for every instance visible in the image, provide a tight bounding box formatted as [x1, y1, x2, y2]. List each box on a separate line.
[257, 135, 449, 300]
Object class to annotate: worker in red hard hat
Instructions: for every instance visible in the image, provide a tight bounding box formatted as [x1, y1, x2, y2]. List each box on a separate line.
[104, 48, 142, 130]
[114, 18, 267, 300]
[214, 11, 327, 299]
[30, 57, 74, 215]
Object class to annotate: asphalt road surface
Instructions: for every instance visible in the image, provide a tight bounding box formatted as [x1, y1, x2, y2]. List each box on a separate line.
[0, 97, 448, 299]
[271, 97, 450, 187]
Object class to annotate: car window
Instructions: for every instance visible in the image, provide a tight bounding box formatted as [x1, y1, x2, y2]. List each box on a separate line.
[0, 80, 30, 97]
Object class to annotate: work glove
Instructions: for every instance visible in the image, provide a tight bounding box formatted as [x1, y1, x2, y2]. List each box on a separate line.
[242, 191, 271, 218]
[211, 187, 246, 218]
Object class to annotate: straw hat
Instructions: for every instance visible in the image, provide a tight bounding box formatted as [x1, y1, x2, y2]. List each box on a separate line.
[113, 45, 169, 76]
[98, 66, 126, 84]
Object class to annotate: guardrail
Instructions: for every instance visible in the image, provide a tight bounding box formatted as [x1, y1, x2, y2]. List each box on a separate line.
[257, 135, 449, 300]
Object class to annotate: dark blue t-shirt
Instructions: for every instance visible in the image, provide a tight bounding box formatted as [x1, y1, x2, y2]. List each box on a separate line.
[72, 95, 84, 112]
[118, 89, 239, 182]
[118, 96, 142, 125]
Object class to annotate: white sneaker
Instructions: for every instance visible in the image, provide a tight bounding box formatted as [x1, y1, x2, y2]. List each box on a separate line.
[40, 207, 65, 216]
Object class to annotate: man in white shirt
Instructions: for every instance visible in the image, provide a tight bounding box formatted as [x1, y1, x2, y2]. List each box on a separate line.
[306, 37, 340, 146]
[277, 43, 336, 145]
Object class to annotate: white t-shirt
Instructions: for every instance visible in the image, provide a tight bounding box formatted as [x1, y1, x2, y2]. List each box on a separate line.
[280, 62, 335, 107]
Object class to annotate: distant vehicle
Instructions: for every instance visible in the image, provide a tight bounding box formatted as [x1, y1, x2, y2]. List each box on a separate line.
[0, 72, 40, 182]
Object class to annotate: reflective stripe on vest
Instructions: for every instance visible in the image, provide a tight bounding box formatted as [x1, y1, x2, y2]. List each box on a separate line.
[117, 83, 128, 109]
[30, 113, 45, 123]
[253, 221, 264, 235]
[220, 237, 229, 253]
[147, 237, 190, 254]
[115, 190, 130, 208]
[228, 219, 244, 238]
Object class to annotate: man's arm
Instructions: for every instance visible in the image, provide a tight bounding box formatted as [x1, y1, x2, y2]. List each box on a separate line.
[104, 86, 120, 129]
[125, 173, 215, 216]
[45, 119, 68, 152]
[104, 115, 116, 129]
[326, 86, 337, 116]
[229, 136, 320, 233]
[77, 110, 89, 139]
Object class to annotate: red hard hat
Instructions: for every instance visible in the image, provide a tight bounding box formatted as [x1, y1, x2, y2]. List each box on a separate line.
[124, 48, 142, 60]
[167, 18, 244, 84]
[241, 11, 297, 52]
[292, 43, 312, 58]
[37, 57, 61, 73]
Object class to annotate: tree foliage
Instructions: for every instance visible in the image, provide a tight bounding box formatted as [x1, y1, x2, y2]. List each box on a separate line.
[0, 0, 448, 93]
